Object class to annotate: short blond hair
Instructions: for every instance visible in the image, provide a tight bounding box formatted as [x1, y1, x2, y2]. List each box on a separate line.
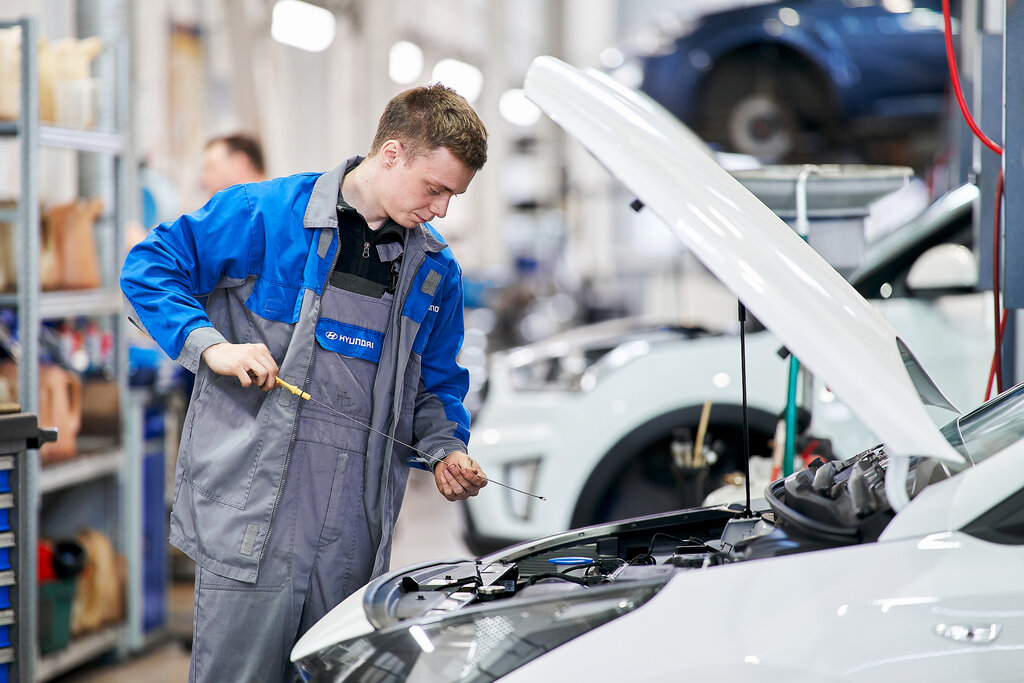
[369, 83, 488, 170]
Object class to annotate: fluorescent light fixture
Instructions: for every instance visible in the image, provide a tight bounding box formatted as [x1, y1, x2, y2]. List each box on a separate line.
[499, 88, 541, 127]
[431, 58, 483, 102]
[389, 40, 423, 84]
[271, 0, 336, 53]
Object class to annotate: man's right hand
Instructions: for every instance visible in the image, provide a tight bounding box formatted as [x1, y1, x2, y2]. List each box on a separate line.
[201, 342, 279, 391]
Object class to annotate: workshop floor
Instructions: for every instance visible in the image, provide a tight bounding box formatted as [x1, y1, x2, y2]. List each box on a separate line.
[54, 472, 472, 681]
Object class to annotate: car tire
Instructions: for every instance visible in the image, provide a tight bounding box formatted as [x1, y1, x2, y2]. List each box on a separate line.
[571, 406, 776, 529]
[696, 49, 833, 162]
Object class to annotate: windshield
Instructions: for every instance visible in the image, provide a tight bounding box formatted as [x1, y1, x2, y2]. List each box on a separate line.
[940, 382, 1024, 469]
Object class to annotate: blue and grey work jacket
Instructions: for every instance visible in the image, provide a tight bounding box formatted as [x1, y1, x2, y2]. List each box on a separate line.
[120, 160, 471, 582]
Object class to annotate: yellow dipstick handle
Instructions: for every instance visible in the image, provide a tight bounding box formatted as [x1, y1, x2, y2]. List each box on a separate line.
[275, 376, 311, 400]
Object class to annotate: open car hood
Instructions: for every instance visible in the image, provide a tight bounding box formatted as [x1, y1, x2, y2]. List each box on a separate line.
[524, 56, 963, 466]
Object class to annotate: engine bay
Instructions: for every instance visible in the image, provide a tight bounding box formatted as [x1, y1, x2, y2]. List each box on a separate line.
[366, 442, 946, 628]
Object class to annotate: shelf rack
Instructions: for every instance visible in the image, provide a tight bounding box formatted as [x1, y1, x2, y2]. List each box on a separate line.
[39, 450, 124, 495]
[0, 15, 141, 682]
[34, 625, 125, 681]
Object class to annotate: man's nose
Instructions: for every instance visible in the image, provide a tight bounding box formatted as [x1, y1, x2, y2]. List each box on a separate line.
[431, 196, 451, 219]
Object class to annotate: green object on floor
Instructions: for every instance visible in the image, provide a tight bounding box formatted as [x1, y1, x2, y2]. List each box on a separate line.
[38, 579, 76, 655]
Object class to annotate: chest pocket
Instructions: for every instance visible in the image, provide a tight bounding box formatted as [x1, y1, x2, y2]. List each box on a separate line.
[402, 258, 450, 355]
[315, 286, 393, 363]
[245, 279, 302, 323]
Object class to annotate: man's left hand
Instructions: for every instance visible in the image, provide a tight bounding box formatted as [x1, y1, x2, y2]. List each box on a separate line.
[434, 452, 488, 501]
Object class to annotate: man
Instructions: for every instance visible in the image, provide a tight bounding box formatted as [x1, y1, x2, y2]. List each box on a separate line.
[121, 84, 488, 682]
[200, 133, 268, 195]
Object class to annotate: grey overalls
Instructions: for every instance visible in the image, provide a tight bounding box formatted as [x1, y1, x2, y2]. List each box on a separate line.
[121, 161, 471, 682]
[168, 167, 470, 682]
[189, 273, 392, 682]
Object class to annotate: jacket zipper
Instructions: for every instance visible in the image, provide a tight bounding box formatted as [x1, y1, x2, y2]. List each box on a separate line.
[373, 249, 425, 573]
[258, 228, 339, 570]
[371, 243, 450, 572]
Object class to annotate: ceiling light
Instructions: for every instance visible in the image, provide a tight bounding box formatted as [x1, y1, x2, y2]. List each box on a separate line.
[499, 88, 541, 127]
[599, 47, 625, 70]
[389, 40, 423, 84]
[271, 0, 336, 53]
[431, 58, 483, 103]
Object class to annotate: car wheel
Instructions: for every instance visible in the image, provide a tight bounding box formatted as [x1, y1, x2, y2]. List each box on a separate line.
[571, 407, 776, 528]
[725, 93, 795, 162]
[696, 49, 833, 162]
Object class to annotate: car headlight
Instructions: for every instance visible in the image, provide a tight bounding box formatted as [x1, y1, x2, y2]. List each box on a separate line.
[294, 579, 664, 682]
[506, 340, 651, 392]
[506, 346, 594, 392]
[505, 458, 541, 520]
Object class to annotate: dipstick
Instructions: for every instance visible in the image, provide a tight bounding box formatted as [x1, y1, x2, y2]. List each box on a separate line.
[274, 376, 546, 501]
[275, 376, 310, 400]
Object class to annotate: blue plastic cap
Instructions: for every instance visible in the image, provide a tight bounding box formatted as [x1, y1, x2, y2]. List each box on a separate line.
[547, 557, 594, 565]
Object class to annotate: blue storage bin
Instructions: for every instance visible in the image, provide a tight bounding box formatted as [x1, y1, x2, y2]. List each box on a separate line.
[0, 548, 9, 572]
[0, 624, 8, 648]
[0, 470, 9, 493]
[0, 509, 8, 533]
[0, 586, 8, 610]
[0, 660, 8, 683]
[143, 404, 165, 440]
[142, 451, 167, 632]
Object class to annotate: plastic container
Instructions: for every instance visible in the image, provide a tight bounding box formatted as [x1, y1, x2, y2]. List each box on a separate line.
[38, 579, 76, 655]
[52, 540, 86, 579]
[37, 540, 57, 583]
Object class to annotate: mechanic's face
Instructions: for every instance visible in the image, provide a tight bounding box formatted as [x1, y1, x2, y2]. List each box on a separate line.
[380, 143, 475, 228]
[200, 141, 236, 196]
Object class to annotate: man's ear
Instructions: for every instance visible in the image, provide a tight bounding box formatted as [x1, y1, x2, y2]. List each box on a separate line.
[381, 140, 402, 168]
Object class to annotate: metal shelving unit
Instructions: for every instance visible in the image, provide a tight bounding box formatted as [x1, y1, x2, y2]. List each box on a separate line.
[39, 450, 125, 495]
[0, 15, 142, 682]
[0, 289, 123, 319]
[33, 625, 125, 681]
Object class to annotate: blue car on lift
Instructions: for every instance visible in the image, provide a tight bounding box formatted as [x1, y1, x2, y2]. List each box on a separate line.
[639, 0, 953, 163]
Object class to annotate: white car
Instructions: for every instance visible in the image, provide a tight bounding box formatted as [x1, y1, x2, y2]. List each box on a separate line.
[463, 166, 988, 554]
[290, 56, 1024, 682]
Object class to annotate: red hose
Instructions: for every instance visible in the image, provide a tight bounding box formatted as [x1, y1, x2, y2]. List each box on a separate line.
[986, 310, 1009, 400]
[942, 0, 1003, 155]
[991, 169, 1004, 397]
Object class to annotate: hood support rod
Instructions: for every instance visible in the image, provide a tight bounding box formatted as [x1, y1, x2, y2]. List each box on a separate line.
[739, 301, 752, 517]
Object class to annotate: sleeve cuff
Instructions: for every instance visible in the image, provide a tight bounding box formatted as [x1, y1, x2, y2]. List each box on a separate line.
[176, 326, 228, 373]
[428, 444, 469, 471]
[407, 444, 467, 472]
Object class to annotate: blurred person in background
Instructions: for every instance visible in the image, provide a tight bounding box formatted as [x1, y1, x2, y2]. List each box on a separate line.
[200, 133, 267, 196]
